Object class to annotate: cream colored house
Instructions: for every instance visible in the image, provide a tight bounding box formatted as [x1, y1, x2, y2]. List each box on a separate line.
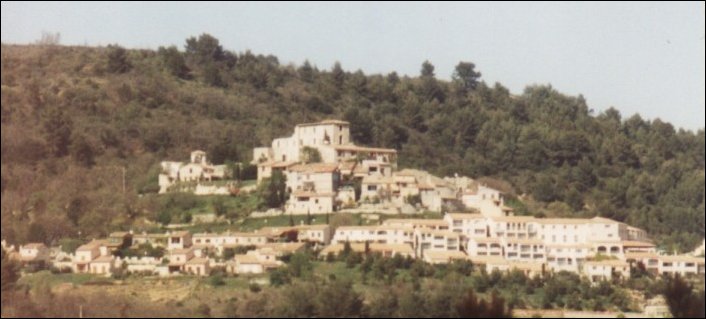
[657, 255, 705, 276]
[168, 248, 195, 273]
[461, 185, 513, 218]
[18, 243, 50, 267]
[167, 231, 192, 251]
[283, 163, 340, 215]
[626, 253, 704, 276]
[294, 225, 332, 245]
[228, 250, 282, 275]
[254, 120, 396, 166]
[74, 240, 106, 273]
[89, 256, 115, 276]
[360, 175, 393, 202]
[414, 228, 461, 258]
[582, 260, 631, 283]
[444, 213, 488, 238]
[503, 238, 546, 262]
[192, 232, 268, 253]
[287, 192, 336, 215]
[285, 163, 340, 194]
[467, 237, 504, 257]
[184, 258, 210, 277]
[256, 225, 332, 245]
[333, 225, 414, 246]
[383, 219, 449, 231]
[158, 151, 228, 194]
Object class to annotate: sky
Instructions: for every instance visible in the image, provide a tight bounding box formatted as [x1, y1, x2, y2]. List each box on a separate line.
[2, 2, 704, 131]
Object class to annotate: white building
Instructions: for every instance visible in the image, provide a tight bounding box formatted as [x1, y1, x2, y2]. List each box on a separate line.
[158, 151, 229, 194]
[74, 240, 107, 273]
[462, 185, 513, 217]
[414, 228, 461, 258]
[333, 225, 415, 247]
[18, 243, 50, 266]
[582, 260, 631, 283]
[228, 249, 282, 275]
[253, 120, 396, 169]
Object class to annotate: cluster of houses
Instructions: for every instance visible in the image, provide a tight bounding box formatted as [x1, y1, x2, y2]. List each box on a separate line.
[2, 225, 331, 278]
[4, 211, 704, 282]
[3, 120, 704, 283]
[251, 120, 520, 216]
[329, 214, 705, 281]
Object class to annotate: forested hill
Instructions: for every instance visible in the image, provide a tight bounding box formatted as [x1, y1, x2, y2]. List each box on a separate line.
[1, 34, 704, 251]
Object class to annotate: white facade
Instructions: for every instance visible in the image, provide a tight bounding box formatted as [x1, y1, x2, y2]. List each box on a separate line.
[287, 193, 335, 215]
[19, 243, 50, 263]
[158, 151, 228, 194]
[414, 228, 461, 258]
[264, 120, 354, 164]
[167, 232, 192, 251]
[333, 226, 414, 246]
[462, 185, 509, 217]
[582, 260, 631, 283]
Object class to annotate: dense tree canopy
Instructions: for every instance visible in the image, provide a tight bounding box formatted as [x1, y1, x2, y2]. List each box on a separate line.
[1, 34, 703, 251]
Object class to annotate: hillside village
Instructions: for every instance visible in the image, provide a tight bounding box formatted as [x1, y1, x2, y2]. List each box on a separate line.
[3, 120, 704, 285]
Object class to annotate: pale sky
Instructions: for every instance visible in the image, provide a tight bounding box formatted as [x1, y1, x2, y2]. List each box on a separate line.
[2, 2, 704, 131]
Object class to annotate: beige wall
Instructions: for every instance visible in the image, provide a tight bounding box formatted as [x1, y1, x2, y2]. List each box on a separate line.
[333, 227, 414, 246]
[287, 195, 335, 214]
[285, 171, 338, 194]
